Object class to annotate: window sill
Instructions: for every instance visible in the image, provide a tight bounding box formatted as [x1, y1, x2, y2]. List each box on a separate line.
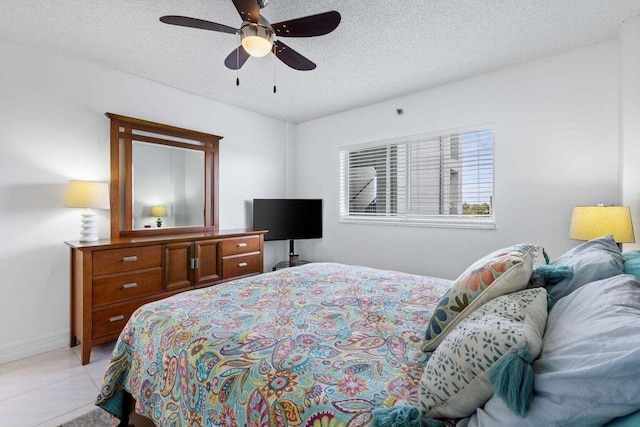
[339, 216, 496, 230]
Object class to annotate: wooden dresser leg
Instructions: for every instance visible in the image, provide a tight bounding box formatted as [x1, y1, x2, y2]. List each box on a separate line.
[81, 345, 91, 365]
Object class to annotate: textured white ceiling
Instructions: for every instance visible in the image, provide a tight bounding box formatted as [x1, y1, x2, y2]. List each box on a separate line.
[1, 0, 639, 123]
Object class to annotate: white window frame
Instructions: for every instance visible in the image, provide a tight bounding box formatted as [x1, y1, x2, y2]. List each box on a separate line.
[339, 125, 496, 229]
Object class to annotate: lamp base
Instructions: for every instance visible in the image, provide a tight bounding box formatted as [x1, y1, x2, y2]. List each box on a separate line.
[79, 209, 98, 243]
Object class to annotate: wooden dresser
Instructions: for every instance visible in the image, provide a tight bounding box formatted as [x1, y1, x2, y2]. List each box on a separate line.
[66, 229, 266, 365]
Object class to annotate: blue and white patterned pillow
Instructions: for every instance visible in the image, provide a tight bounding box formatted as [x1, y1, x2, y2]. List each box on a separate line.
[419, 287, 548, 419]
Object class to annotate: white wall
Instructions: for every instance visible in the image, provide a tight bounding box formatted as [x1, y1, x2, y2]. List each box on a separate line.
[620, 16, 640, 251]
[294, 41, 621, 280]
[0, 38, 289, 363]
[0, 36, 627, 364]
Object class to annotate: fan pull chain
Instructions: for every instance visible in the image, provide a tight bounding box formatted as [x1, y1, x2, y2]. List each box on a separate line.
[236, 32, 240, 86]
[273, 45, 277, 94]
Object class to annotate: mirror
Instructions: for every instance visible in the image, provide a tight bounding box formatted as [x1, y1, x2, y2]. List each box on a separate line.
[132, 142, 205, 230]
[107, 113, 221, 238]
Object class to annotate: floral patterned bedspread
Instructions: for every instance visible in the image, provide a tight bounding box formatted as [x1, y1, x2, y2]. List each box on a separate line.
[97, 262, 452, 427]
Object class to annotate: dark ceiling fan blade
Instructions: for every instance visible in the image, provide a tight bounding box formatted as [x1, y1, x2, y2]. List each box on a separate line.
[224, 46, 251, 70]
[272, 11, 341, 37]
[274, 40, 316, 71]
[231, 0, 259, 23]
[160, 16, 238, 34]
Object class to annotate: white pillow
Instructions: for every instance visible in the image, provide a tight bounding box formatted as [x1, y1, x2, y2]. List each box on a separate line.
[419, 288, 548, 419]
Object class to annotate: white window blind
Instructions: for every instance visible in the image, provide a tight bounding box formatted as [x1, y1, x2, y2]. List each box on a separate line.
[339, 128, 494, 228]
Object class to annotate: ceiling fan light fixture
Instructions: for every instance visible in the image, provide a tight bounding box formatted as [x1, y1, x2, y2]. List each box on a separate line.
[240, 23, 273, 57]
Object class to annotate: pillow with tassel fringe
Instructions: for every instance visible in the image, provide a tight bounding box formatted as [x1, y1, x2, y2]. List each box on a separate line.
[418, 287, 548, 420]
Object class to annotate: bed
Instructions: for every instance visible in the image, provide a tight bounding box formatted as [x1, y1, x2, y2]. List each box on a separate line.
[97, 238, 640, 427]
[97, 262, 453, 426]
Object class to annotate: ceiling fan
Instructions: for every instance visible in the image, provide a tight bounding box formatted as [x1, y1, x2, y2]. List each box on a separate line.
[160, 0, 341, 72]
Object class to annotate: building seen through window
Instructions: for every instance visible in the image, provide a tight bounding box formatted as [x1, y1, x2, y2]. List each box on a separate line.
[340, 129, 493, 227]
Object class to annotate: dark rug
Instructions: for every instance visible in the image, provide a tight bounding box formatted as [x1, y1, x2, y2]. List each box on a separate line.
[58, 408, 112, 427]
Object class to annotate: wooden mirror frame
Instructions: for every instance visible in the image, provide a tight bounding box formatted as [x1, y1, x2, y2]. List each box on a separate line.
[107, 113, 222, 238]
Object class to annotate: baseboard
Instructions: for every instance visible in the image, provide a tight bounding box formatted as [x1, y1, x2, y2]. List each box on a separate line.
[0, 329, 69, 365]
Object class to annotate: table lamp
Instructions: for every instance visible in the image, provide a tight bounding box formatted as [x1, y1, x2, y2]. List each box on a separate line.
[151, 205, 167, 227]
[569, 204, 635, 247]
[64, 180, 110, 242]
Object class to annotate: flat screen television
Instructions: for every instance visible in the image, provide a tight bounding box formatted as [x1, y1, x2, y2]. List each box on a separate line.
[253, 199, 323, 242]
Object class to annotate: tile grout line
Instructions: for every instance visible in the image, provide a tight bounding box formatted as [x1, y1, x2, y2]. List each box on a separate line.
[0, 370, 96, 402]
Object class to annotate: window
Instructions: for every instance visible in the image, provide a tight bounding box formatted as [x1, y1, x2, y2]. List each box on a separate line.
[339, 128, 494, 228]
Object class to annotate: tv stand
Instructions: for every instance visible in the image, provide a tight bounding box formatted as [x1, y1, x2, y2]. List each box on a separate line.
[288, 239, 297, 259]
[272, 259, 310, 271]
[272, 239, 310, 271]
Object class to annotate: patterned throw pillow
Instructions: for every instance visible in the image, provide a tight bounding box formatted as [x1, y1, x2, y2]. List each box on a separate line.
[418, 288, 548, 419]
[422, 244, 538, 352]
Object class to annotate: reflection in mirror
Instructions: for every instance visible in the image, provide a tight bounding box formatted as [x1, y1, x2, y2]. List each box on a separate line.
[132, 142, 205, 230]
[107, 112, 221, 237]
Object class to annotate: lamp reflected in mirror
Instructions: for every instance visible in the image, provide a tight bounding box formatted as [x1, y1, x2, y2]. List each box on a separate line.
[132, 141, 205, 230]
[151, 205, 167, 228]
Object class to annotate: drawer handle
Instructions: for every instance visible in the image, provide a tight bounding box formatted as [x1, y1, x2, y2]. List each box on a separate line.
[122, 282, 138, 289]
[122, 256, 138, 262]
[109, 315, 125, 323]
[237, 243, 248, 248]
[238, 262, 248, 268]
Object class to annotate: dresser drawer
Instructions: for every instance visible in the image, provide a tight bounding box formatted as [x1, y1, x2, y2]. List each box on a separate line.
[222, 252, 262, 278]
[92, 298, 154, 339]
[93, 267, 162, 306]
[221, 235, 260, 256]
[93, 245, 162, 275]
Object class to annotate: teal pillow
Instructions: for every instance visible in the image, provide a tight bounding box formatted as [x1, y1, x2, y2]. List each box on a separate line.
[622, 251, 640, 280]
[545, 235, 623, 300]
[606, 410, 640, 427]
[622, 250, 640, 260]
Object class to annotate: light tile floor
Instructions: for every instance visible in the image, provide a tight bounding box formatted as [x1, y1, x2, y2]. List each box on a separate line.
[0, 342, 116, 427]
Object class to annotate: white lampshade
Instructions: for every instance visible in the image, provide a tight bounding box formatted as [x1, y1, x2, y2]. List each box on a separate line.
[65, 180, 109, 242]
[64, 180, 110, 209]
[569, 205, 635, 243]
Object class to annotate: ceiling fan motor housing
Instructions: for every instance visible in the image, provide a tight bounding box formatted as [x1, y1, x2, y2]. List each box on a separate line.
[240, 16, 274, 57]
